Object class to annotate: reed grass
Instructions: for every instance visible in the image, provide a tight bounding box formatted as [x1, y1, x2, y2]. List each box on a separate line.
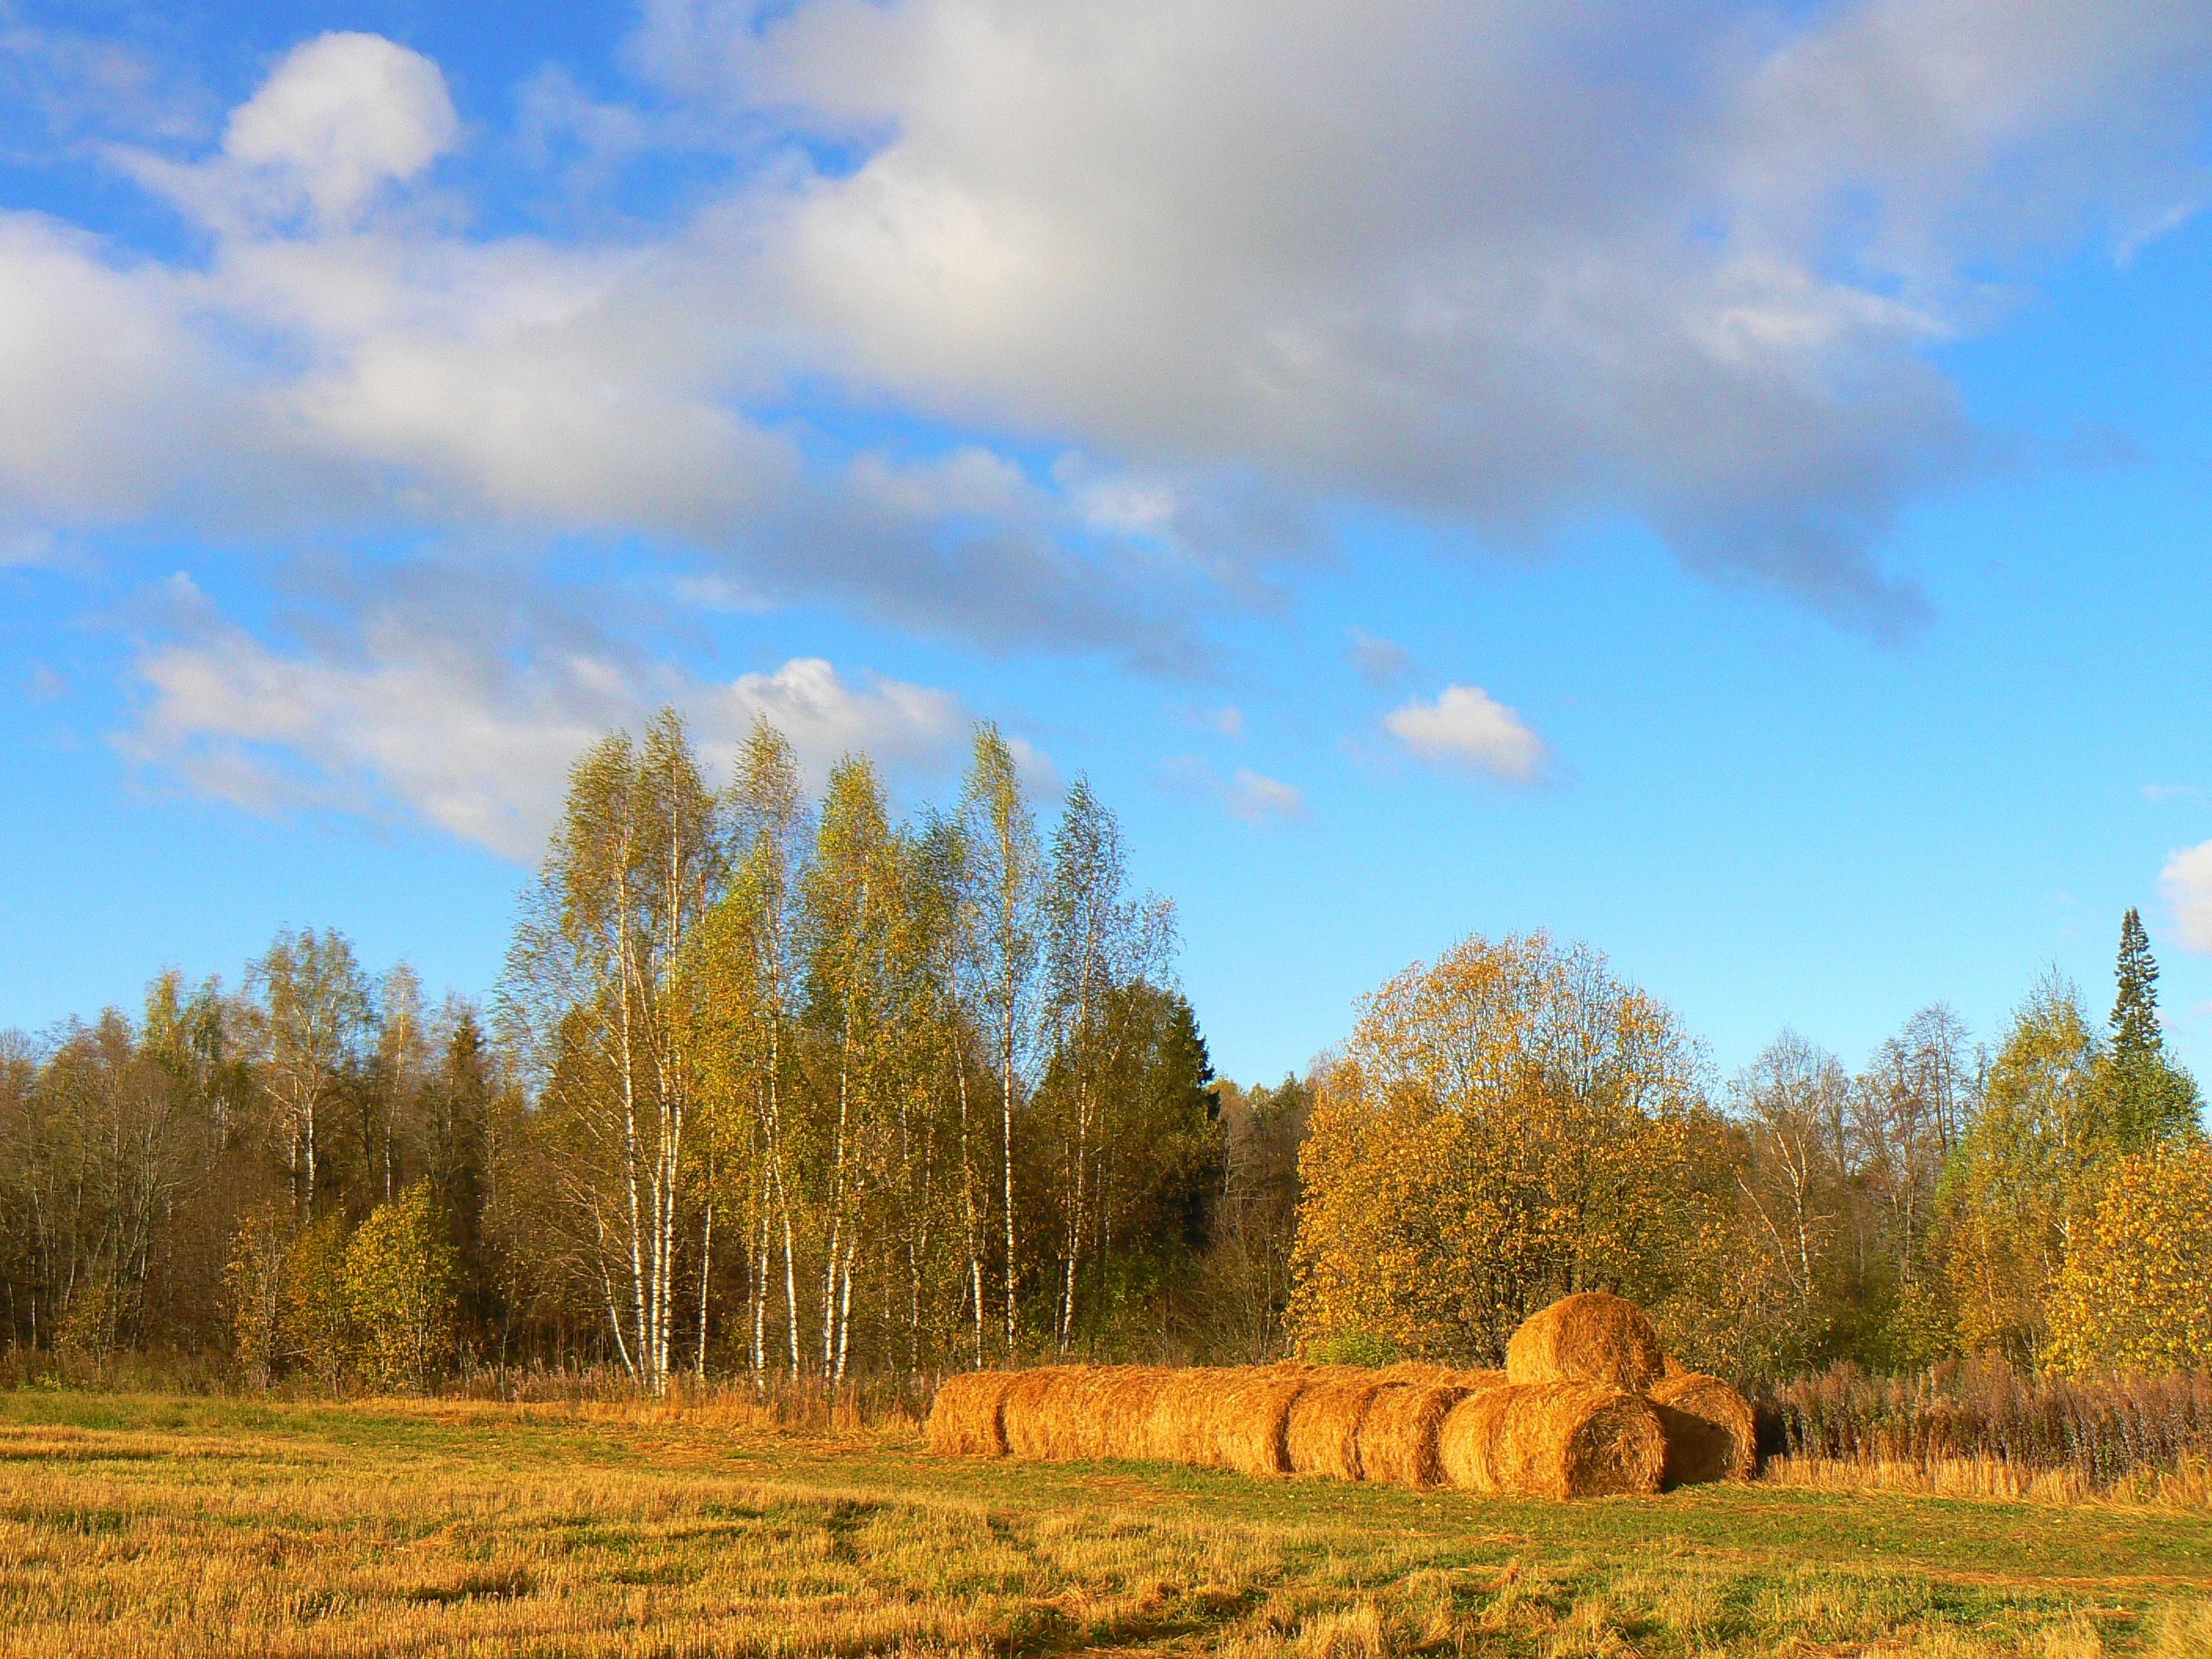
[1760, 1356, 2212, 1500]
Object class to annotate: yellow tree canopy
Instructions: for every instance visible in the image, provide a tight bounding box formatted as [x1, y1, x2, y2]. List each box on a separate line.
[1289, 932, 1714, 1364]
[2046, 1144, 2212, 1375]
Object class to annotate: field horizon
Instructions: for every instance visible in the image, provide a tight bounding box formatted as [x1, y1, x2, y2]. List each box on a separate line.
[4, 1390, 2212, 1657]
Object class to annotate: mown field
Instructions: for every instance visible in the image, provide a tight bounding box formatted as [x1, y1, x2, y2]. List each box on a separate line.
[1, 1393, 2210, 1657]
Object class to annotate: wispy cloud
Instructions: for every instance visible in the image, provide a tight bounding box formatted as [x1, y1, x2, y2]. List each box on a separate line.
[1346, 628, 1417, 690]
[1159, 754, 1306, 824]
[122, 570, 992, 860]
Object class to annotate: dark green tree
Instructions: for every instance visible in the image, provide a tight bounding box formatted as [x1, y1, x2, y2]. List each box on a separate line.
[423, 1009, 496, 1346]
[2099, 908, 2202, 1148]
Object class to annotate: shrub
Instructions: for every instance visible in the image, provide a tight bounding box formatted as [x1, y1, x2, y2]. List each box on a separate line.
[343, 1186, 458, 1393]
[1761, 1353, 2212, 1488]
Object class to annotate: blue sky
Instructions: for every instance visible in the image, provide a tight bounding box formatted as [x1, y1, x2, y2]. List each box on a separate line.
[7, 0, 2212, 1089]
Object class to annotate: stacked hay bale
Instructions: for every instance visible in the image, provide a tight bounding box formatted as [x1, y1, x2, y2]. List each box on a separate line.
[922, 1291, 1757, 1499]
[1648, 1370, 1757, 1485]
[1489, 1291, 1756, 1491]
[1419, 1292, 1671, 1497]
[1505, 1292, 1667, 1392]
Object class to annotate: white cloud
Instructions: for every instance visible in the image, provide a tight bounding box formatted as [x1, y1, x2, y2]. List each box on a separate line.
[219, 33, 459, 225]
[717, 0, 2212, 630]
[126, 577, 991, 860]
[1383, 684, 1547, 783]
[0, 217, 206, 522]
[2161, 841, 2212, 953]
[698, 657, 967, 786]
[5, 5, 2212, 661]
[6, 35, 1190, 664]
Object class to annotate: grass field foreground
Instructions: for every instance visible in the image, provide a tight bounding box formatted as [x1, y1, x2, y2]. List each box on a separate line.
[2, 1393, 2212, 1657]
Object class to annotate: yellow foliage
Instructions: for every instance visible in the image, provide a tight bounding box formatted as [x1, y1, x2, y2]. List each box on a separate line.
[1288, 932, 1710, 1362]
[2046, 1145, 2212, 1375]
[1939, 976, 2101, 1362]
[345, 1188, 460, 1393]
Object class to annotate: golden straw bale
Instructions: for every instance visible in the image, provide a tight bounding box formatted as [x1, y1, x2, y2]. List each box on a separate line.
[1097, 1367, 1176, 1462]
[925, 1371, 1018, 1457]
[1147, 1368, 1310, 1475]
[1214, 1370, 1311, 1476]
[1006, 1366, 1170, 1463]
[1437, 1381, 1664, 1499]
[1649, 1371, 1757, 1486]
[1504, 1292, 1666, 1393]
[1036, 1367, 1111, 1461]
[1355, 1383, 1470, 1488]
[999, 1367, 1075, 1461]
[1135, 1368, 1214, 1464]
[1286, 1376, 1396, 1480]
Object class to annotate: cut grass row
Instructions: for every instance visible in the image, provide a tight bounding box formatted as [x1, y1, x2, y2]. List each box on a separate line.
[2, 1390, 2210, 1655]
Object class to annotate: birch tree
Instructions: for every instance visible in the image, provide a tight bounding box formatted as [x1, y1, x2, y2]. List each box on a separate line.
[958, 725, 1041, 1351]
[1041, 778, 1174, 1347]
[249, 929, 372, 1220]
[694, 720, 810, 1381]
[500, 711, 720, 1393]
[803, 756, 906, 1382]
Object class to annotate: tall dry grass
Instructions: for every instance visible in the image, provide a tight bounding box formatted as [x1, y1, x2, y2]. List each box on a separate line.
[1758, 1356, 2212, 1504]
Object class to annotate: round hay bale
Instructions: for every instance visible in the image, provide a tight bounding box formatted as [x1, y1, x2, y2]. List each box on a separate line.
[1356, 1382, 1470, 1488]
[1137, 1368, 1221, 1465]
[1648, 1371, 1756, 1485]
[1042, 1366, 1113, 1461]
[1286, 1376, 1394, 1481]
[1211, 1369, 1312, 1476]
[1504, 1292, 1665, 1393]
[925, 1370, 1017, 1457]
[1437, 1381, 1664, 1499]
[1026, 1366, 1170, 1462]
[999, 1366, 1074, 1461]
[1094, 1366, 1176, 1462]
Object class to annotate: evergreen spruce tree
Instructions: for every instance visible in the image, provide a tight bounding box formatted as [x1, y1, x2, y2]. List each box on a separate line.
[2112, 907, 2161, 1059]
[2100, 907, 2203, 1148]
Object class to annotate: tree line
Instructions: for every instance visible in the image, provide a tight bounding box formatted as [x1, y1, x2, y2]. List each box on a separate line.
[0, 716, 1234, 1389]
[4, 709, 2207, 1390]
[1291, 915, 2209, 1379]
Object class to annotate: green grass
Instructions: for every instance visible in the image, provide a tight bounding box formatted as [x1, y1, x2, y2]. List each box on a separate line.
[0, 1390, 2207, 1655]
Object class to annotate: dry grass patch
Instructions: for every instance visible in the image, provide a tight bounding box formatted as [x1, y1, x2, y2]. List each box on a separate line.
[1, 1391, 2209, 1656]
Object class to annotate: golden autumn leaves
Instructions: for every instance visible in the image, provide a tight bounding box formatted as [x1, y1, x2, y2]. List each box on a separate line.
[1289, 932, 1712, 1366]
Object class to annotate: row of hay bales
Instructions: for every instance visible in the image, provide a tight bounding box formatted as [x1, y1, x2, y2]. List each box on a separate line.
[926, 1292, 1756, 1499]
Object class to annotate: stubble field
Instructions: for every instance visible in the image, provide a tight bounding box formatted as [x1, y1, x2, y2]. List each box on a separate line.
[1, 1391, 2210, 1657]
